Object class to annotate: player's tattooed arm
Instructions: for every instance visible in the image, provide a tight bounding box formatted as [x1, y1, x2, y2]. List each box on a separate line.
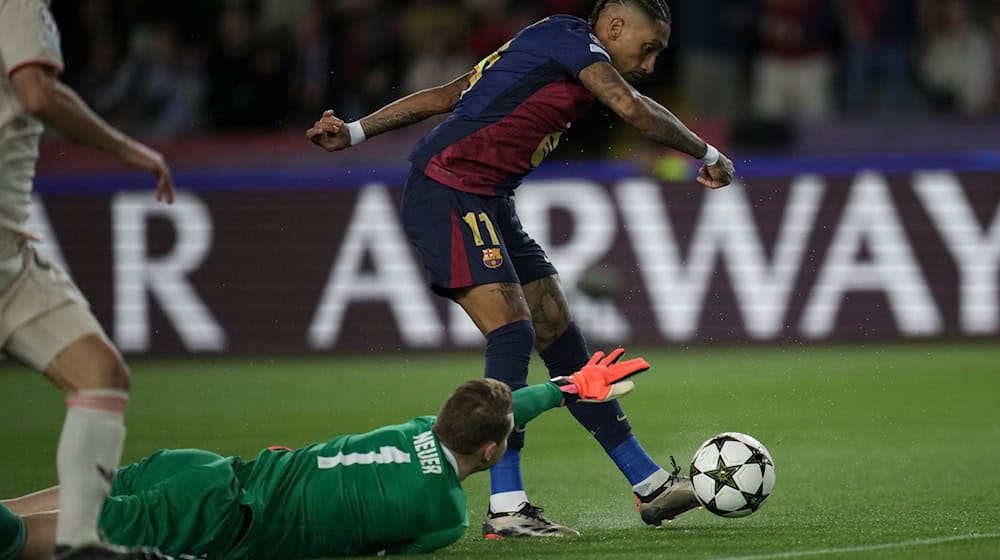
[360, 110, 423, 138]
[578, 61, 735, 188]
[578, 61, 704, 155]
[359, 71, 474, 138]
[308, 71, 472, 151]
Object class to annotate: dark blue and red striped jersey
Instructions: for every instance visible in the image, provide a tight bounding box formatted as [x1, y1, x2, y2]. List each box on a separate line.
[408, 15, 611, 197]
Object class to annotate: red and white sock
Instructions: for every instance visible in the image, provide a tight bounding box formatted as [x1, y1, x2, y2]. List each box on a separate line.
[55, 389, 127, 546]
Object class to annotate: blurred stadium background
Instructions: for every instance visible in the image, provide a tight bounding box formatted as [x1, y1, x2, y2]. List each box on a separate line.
[3, 0, 1000, 557]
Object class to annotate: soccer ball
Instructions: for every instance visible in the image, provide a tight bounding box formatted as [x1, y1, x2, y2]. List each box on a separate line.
[690, 432, 775, 518]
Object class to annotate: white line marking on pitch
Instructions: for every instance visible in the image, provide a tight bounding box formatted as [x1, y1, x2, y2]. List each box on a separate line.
[711, 533, 1000, 560]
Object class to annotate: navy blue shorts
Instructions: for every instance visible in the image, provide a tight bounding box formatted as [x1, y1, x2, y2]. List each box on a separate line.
[401, 167, 557, 297]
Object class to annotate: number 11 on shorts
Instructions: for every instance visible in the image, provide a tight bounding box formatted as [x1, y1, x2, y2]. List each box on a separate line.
[462, 212, 499, 247]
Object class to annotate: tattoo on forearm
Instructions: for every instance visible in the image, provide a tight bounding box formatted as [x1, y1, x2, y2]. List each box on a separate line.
[361, 110, 424, 137]
[581, 62, 703, 157]
[640, 101, 703, 157]
[361, 83, 463, 138]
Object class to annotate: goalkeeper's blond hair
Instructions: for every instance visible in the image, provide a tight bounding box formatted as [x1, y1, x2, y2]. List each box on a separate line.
[433, 378, 513, 455]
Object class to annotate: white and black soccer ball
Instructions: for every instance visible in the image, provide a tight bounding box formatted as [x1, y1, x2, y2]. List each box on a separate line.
[690, 432, 775, 518]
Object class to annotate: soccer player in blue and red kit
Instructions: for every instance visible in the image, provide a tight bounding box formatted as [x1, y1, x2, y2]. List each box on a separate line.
[307, 0, 736, 537]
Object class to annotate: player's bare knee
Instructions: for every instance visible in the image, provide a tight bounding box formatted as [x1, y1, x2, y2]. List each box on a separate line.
[491, 283, 532, 323]
[73, 349, 130, 392]
[47, 335, 131, 392]
[532, 318, 571, 352]
[104, 357, 132, 392]
[457, 283, 532, 333]
[85, 344, 131, 391]
[524, 276, 573, 350]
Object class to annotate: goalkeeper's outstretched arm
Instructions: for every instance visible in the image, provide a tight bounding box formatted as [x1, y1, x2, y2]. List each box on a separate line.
[512, 349, 650, 426]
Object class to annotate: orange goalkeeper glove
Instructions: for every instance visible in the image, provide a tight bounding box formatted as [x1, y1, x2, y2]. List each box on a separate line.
[551, 348, 650, 404]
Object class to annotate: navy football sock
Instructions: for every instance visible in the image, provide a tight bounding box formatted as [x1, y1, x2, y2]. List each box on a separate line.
[539, 323, 661, 484]
[484, 320, 534, 496]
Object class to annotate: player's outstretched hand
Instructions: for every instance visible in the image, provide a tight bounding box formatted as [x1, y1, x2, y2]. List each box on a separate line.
[697, 151, 735, 189]
[117, 139, 175, 204]
[306, 110, 350, 152]
[551, 348, 650, 404]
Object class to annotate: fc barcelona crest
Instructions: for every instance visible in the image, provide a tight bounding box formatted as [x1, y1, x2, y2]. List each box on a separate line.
[482, 247, 503, 269]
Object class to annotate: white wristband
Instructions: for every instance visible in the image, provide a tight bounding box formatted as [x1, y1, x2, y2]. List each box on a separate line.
[701, 143, 720, 166]
[346, 121, 366, 146]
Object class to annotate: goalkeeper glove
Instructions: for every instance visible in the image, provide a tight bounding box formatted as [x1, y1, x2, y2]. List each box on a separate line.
[551, 348, 650, 404]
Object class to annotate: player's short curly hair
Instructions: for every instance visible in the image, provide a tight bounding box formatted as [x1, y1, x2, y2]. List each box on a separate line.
[589, 0, 672, 25]
[433, 378, 513, 455]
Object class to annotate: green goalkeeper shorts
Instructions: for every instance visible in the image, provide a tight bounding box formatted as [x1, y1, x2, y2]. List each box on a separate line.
[101, 449, 249, 559]
[0, 502, 25, 560]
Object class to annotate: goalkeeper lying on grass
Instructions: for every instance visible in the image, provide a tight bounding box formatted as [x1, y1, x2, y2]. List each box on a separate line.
[3, 349, 648, 559]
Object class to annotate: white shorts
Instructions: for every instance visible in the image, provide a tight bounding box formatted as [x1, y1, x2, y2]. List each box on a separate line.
[0, 244, 106, 372]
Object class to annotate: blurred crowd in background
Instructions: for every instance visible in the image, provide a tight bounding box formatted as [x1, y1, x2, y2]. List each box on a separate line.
[51, 0, 1000, 143]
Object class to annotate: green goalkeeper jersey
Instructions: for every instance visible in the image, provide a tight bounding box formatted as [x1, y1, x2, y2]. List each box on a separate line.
[101, 383, 563, 558]
[224, 381, 562, 558]
[223, 415, 459, 558]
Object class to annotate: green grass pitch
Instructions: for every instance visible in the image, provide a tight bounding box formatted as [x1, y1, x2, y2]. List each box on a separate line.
[2, 343, 999, 559]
